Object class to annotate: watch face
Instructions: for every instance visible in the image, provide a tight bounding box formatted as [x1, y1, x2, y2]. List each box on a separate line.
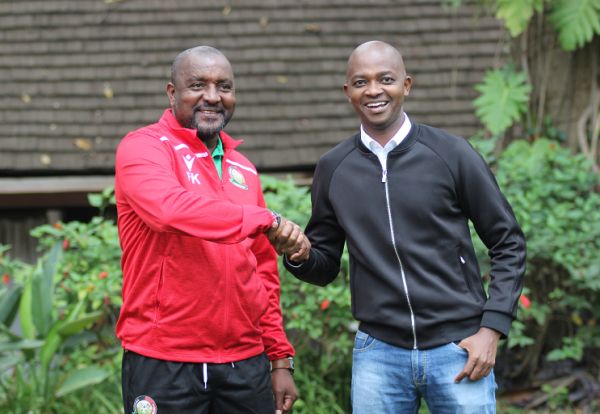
[288, 357, 295, 371]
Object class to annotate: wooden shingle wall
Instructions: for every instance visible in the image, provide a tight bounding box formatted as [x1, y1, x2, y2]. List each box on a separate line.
[0, 0, 506, 174]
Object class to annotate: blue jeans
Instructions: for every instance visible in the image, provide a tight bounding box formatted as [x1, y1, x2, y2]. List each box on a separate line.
[352, 330, 497, 414]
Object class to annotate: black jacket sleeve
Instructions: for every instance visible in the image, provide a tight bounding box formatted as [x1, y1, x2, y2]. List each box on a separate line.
[284, 158, 346, 286]
[456, 139, 527, 336]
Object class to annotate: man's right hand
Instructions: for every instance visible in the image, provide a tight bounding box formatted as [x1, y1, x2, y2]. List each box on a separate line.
[266, 216, 311, 262]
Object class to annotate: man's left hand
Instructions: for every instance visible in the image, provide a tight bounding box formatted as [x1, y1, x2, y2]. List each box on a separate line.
[454, 327, 501, 383]
[271, 368, 298, 413]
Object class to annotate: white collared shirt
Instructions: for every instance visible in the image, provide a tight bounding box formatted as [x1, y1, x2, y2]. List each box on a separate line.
[360, 113, 412, 176]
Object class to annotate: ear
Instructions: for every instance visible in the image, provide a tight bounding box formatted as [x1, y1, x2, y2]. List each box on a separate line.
[343, 83, 352, 102]
[403, 76, 413, 96]
[166, 82, 176, 106]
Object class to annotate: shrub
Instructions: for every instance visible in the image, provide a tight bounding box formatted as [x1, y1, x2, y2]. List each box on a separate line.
[474, 137, 600, 387]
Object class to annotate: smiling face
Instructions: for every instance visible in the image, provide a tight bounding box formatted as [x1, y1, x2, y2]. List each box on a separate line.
[167, 48, 236, 143]
[343, 41, 412, 143]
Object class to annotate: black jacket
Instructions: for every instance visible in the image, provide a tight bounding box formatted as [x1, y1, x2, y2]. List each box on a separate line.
[285, 123, 526, 349]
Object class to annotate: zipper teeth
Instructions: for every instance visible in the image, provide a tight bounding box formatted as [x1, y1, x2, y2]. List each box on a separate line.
[384, 178, 418, 349]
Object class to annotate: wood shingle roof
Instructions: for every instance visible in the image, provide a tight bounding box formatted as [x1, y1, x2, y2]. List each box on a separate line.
[0, 0, 507, 176]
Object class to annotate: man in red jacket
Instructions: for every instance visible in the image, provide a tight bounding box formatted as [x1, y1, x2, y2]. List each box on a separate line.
[115, 46, 308, 414]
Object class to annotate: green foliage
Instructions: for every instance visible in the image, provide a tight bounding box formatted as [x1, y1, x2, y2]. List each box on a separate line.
[473, 136, 600, 386]
[449, 0, 600, 52]
[541, 383, 571, 411]
[496, 139, 600, 280]
[262, 175, 354, 414]
[31, 215, 123, 313]
[0, 190, 122, 413]
[87, 185, 116, 216]
[550, 0, 600, 51]
[474, 66, 531, 135]
[496, 0, 544, 37]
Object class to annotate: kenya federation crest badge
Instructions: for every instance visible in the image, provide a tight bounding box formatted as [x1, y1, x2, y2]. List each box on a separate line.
[228, 166, 248, 190]
[132, 395, 157, 414]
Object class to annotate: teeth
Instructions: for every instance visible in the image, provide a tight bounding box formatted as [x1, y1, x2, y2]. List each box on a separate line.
[366, 102, 387, 108]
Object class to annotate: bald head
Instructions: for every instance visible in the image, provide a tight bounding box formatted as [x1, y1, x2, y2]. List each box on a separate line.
[346, 41, 406, 79]
[170, 46, 232, 86]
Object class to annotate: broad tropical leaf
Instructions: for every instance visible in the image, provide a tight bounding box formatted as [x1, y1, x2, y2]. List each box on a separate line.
[18, 276, 36, 339]
[31, 240, 62, 336]
[474, 66, 531, 135]
[55, 365, 111, 398]
[550, 0, 600, 51]
[0, 285, 22, 327]
[0, 339, 44, 352]
[496, 0, 544, 37]
[57, 311, 103, 336]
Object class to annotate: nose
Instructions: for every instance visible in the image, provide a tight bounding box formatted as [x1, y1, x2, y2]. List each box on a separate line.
[202, 84, 221, 104]
[365, 81, 382, 97]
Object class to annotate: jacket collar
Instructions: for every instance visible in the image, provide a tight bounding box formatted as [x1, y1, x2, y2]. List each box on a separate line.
[356, 122, 418, 154]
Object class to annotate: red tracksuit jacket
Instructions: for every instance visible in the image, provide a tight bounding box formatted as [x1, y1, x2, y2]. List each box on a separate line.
[114, 109, 294, 363]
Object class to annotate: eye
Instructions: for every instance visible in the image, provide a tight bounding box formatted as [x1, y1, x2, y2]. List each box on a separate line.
[190, 82, 205, 89]
[381, 76, 395, 84]
[353, 79, 367, 87]
[219, 83, 233, 92]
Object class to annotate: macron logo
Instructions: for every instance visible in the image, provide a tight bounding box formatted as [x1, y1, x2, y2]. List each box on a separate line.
[183, 154, 195, 171]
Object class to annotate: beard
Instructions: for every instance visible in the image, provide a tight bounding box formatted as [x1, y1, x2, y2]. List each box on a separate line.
[191, 106, 233, 142]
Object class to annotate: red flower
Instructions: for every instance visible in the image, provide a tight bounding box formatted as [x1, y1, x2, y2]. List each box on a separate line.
[2, 273, 9, 285]
[519, 294, 531, 309]
[54, 222, 63, 230]
[62, 238, 70, 250]
[98, 271, 108, 280]
[320, 299, 330, 310]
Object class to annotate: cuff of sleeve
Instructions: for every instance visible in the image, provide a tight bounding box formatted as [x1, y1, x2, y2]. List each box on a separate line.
[480, 310, 512, 338]
[283, 251, 314, 276]
[241, 205, 274, 237]
[266, 348, 295, 361]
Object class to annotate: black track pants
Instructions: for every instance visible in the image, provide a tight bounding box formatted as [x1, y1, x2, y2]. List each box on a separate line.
[122, 350, 275, 414]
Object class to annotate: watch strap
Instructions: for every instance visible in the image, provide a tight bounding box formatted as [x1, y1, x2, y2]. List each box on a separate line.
[270, 357, 294, 374]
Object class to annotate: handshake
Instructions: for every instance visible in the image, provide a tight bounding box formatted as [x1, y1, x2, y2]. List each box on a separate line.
[266, 213, 311, 263]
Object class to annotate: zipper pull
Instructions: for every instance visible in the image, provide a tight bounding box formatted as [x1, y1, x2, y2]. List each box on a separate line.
[382, 169, 387, 183]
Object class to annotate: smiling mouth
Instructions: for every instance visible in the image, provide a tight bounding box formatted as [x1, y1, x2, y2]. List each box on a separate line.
[195, 108, 223, 118]
[364, 101, 389, 113]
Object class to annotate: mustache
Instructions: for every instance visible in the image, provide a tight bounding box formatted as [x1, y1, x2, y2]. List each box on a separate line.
[193, 105, 224, 114]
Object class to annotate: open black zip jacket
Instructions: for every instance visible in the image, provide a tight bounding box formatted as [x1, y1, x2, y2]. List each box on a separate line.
[285, 123, 526, 349]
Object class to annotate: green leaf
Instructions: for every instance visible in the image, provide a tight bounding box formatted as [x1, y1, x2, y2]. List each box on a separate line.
[0, 285, 23, 327]
[87, 193, 103, 208]
[39, 321, 63, 376]
[31, 241, 62, 336]
[550, 0, 600, 51]
[496, 0, 544, 37]
[0, 354, 21, 372]
[18, 276, 36, 339]
[0, 339, 44, 352]
[55, 365, 110, 398]
[57, 311, 103, 336]
[474, 66, 531, 135]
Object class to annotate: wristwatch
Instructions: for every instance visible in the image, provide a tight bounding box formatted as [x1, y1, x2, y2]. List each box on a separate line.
[270, 210, 281, 230]
[271, 356, 295, 374]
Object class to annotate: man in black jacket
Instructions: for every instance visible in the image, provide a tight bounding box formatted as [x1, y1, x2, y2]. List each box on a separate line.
[285, 41, 526, 413]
